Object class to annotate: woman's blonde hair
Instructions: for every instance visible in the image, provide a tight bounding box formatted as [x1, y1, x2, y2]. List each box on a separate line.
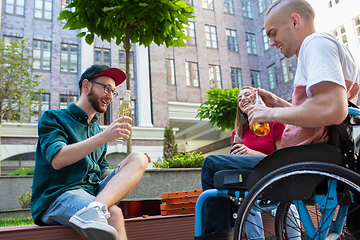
[235, 86, 255, 140]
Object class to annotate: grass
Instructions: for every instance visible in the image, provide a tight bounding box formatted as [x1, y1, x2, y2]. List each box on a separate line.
[0, 217, 34, 227]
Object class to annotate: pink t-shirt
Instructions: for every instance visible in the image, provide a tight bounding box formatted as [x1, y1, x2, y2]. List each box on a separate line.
[231, 122, 286, 155]
[281, 33, 360, 148]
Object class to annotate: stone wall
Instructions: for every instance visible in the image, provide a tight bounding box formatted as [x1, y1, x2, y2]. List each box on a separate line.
[0, 169, 202, 210]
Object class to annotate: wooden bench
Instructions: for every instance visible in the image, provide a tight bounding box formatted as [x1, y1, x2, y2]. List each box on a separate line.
[0, 214, 195, 240]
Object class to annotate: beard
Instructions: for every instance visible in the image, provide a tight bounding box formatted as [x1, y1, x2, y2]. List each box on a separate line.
[87, 87, 109, 113]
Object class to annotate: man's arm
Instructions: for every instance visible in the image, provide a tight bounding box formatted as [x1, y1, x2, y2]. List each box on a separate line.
[51, 116, 132, 170]
[258, 88, 292, 108]
[247, 82, 348, 128]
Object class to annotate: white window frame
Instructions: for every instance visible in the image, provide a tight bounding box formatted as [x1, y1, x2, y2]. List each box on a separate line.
[250, 70, 261, 88]
[61, 43, 78, 73]
[224, 0, 234, 14]
[205, 25, 218, 49]
[231, 68, 242, 89]
[185, 61, 199, 87]
[246, 33, 258, 55]
[166, 59, 176, 86]
[34, 0, 53, 20]
[33, 40, 52, 71]
[5, 0, 25, 15]
[268, 64, 279, 89]
[202, 0, 214, 10]
[226, 29, 238, 52]
[242, 0, 253, 19]
[209, 65, 222, 89]
[281, 58, 294, 83]
[94, 48, 111, 66]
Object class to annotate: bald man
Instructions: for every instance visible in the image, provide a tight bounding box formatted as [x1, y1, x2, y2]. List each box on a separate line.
[197, 0, 360, 239]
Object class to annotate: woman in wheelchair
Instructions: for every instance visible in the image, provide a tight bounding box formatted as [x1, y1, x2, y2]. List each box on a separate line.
[196, 0, 360, 239]
[231, 86, 288, 240]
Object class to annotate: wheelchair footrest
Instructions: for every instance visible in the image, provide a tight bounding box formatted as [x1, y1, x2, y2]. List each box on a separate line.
[214, 169, 252, 189]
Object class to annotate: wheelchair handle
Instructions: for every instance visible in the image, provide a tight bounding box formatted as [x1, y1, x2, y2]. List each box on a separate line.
[349, 107, 360, 116]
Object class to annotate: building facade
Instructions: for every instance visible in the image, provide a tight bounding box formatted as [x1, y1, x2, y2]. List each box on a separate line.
[1, 0, 358, 175]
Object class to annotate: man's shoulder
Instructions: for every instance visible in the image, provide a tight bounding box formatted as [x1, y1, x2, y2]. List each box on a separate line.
[38, 108, 71, 124]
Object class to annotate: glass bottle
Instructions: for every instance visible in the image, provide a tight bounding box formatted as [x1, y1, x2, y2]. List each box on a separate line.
[116, 90, 131, 142]
[230, 133, 240, 154]
[252, 91, 270, 136]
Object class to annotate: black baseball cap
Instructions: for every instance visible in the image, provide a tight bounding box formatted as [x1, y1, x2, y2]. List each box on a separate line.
[79, 64, 126, 88]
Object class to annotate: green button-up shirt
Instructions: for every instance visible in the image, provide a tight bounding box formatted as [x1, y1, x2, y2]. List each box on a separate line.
[31, 103, 109, 225]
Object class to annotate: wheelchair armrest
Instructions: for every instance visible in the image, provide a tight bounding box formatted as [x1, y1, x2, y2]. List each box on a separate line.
[349, 107, 360, 125]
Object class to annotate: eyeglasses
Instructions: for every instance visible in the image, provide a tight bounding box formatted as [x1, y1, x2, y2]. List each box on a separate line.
[90, 81, 118, 98]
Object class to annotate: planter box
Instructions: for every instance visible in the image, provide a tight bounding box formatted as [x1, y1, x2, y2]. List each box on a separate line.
[0, 209, 31, 218]
[0, 168, 202, 210]
[161, 190, 203, 215]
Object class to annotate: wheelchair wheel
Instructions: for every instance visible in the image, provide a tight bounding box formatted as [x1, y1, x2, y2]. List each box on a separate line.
[234, 162, 360, 240]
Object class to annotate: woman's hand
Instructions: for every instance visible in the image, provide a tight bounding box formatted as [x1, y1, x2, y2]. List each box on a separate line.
[230, 143, 266, 156]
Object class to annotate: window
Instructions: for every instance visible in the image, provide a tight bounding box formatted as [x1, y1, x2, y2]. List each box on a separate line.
[281, 58, 294, 83]
[262, 28, 270, 51]
[335, 0, 339, 4]
[185, 22, 196, 46]
[5, 0, 25, 15]
[34, 0, 52, 20]
[205, 25, 218, 48]
[331, 25, 348, 47]
[246, 33, 257, 55]
[60, 95, 78, 109]
[119, 51, 134, 80]
[61, 0, 75, 22]
[61, 43, 78, 73]
[185, 62, 199, 87]
[94, 48, 110, 66]
[353, 15, 360, 46]
[30, 93, 50, 123]
[209, 65, 222, 89]
[268, 64, 279, 89]
[62, 0, 75, 11]
[4, 36, 22, 46]
[226, 29, 238, 52]
[231, 68, 242, 89]
[119, 99, 136, 126]
[241, 0, 253, 19]
[33, 40, 51, 71]
[224, 0, 234, 14]
[328, 1, 332, 8]
[166, 59, 176, 85]
[185, 0, 193, 6]
[250, 70, 261, 88]
[202, 0, 214, 10]
[258, 0, 267, 14]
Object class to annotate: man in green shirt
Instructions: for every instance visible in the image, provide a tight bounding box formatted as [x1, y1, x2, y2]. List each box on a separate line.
[31, 64, 150, 240]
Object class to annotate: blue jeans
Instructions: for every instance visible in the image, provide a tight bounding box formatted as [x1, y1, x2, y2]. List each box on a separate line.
[40, 168, 119, 227]
[201, 154, 265, 239]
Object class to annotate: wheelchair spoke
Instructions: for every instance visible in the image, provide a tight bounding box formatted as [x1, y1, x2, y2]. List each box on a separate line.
[234, 162, 360, 240]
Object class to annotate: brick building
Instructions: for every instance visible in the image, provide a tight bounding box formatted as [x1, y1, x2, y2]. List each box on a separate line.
[1, 0, 359, 175]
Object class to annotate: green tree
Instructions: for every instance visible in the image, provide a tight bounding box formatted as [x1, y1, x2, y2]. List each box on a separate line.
[196, 88, 239, 132]
[59, 0, 194, 154]
[163, 122, 178, 160]
[0, 39, 45, 175]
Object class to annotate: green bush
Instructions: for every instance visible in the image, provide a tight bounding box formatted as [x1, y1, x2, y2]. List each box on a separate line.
[8, 167, 34, 176]
[0, 217, 34, 227]
[153, 151, 204, 168]
[17, 192, 31, 209]
[196, 88, 239, 132]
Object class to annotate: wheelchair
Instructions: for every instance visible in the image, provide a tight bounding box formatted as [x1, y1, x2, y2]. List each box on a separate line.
[194, 107, 360, 240]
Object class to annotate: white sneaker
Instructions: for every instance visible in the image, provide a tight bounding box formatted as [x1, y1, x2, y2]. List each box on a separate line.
[69, 204, 118, 240]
